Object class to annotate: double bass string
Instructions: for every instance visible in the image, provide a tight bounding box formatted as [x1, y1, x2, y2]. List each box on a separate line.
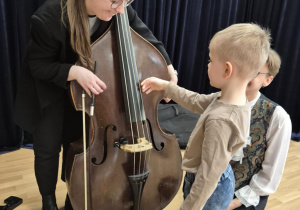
[123, 8, 153, 176]
[115, 13, 137, 176]
[116, 9, 152, 176]
[120, 9, 145, 176]
[119, 8, 142, 175]
[121, 8, 153, 175]
[120, 11, 143, 176]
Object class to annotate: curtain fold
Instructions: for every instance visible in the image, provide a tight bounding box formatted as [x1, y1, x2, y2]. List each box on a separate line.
[0, 0, 47, 151]
[0, 0, 22, 150]
[1, 0, 299, 150]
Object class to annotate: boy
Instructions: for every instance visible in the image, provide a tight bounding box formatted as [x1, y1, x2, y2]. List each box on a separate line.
[228, 49, 292, 210]
[141, 23, 270, 209]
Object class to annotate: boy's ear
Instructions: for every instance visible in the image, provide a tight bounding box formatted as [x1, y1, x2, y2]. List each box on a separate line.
[262, 76, 274, 87]
[224, 61, 233, 79]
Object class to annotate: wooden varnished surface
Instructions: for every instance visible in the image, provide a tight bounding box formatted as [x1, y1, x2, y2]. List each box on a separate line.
[0, 140, 299, 209]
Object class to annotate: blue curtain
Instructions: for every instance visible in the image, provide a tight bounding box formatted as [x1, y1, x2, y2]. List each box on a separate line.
[0, 0, 45, 151]
[131, 0, 300, 133]
[1, 0, 299, 151]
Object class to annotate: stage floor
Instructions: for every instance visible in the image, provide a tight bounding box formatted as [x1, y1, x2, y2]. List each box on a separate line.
[0, 141, 299, 209]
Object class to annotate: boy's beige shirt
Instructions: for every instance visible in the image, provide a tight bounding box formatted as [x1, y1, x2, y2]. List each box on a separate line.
[165, 83, 250, 210]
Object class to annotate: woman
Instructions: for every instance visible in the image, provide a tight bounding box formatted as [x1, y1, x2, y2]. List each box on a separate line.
[14, 0, 178, 209]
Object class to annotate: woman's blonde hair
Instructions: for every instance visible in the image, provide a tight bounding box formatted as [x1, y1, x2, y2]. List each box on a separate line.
[210, 23, 271, 79]
[267, 49, 281, 77]
[61, 0, 93, 70]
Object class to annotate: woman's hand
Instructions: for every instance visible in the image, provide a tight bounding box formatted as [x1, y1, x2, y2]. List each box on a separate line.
[68, 65, 107, 97]
[141, 77, 169, 94]
[168, 65, 178, 84]
[227, 198, 242, 210]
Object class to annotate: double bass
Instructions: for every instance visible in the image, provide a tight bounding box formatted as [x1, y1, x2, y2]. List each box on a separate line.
[65, 8, 182, 210]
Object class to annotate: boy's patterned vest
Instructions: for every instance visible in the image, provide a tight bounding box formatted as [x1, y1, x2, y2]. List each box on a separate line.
[231, 94, 277, 191]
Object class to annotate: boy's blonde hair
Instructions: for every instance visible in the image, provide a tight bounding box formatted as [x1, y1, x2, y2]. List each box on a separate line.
[267, 49, 281, 77]
[210, 23, 271, 79]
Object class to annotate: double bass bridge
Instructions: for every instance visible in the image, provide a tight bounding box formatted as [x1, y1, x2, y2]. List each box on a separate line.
[114, 137, 153, 153]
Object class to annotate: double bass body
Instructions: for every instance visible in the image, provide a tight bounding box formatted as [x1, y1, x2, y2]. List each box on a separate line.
[65, 14, 182, 210]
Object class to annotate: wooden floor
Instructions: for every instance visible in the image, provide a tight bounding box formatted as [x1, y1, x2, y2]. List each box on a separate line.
[0, 140, 299, 210]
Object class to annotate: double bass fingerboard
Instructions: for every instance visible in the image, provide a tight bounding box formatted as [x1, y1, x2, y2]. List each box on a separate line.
[115, 9, 146, 123]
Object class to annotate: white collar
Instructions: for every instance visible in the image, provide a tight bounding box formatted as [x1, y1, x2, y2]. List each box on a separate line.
[248, 92, 261, 108]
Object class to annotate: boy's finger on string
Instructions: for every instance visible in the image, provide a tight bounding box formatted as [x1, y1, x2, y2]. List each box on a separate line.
[145, 88, 152, 94]
[142, 84, 150, 93]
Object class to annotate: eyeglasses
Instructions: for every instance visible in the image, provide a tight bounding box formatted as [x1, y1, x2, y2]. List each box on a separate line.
[255, 72, 271, 78]
[111, 0, 134, 9]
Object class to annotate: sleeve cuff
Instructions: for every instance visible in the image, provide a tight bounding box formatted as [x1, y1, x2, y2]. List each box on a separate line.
[235, 186, 260, 207]
[164, 82, 177, 98]
[59, 63, 74, 89]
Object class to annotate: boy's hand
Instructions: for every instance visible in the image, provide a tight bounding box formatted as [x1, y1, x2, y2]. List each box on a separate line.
[227, 198, 242, 210]
[141, 77, 169, 94]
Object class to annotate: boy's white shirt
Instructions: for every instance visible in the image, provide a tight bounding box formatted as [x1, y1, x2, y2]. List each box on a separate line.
[235, 92, 292, 207]
[231, 110, 252, 163]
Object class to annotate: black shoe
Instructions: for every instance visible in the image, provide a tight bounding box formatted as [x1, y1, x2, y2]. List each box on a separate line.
[64, 194, 73, 210]
[42, 194, 58, 210]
